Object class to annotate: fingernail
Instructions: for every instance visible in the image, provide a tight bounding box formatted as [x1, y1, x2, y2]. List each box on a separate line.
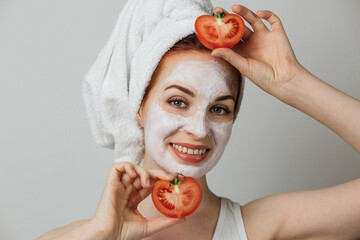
[167, 173, 174, 178]
[130, 168, 136, 175]
[211, 52, 223, 58]
[146, 178, 151, 187]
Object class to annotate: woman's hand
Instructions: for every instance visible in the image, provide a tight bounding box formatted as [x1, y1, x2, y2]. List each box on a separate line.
[212, 5, 304, 100]
[92, 162, 185, 240]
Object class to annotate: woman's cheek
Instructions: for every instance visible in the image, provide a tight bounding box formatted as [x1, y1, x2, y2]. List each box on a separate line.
[211, 121, 233, 151]
[144, 101, 183, 158]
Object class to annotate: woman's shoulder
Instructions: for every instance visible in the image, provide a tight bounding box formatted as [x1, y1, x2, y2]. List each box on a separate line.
[239, 194, 286, 240]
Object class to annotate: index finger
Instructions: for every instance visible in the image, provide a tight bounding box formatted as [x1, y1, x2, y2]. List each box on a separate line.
[232, 4, 268, 32]
[107, 162, 137, 185]
[146, 170, 177, 188]
[214, 7, 229, 15]
[148, 169, 176, 181]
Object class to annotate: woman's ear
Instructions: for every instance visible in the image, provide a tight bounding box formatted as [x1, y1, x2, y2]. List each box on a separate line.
[136, 106, 145, 128]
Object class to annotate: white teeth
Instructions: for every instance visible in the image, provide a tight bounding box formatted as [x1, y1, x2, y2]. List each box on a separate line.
[171, 143, 208, 155]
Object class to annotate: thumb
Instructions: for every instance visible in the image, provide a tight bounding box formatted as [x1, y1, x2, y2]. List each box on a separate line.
[146, 216, 186, 236]
[211, 48, 251, 78]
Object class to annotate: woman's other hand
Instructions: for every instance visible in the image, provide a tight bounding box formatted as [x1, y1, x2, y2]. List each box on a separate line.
[212, 5, 304, 100]
[92, 162, 185, 240]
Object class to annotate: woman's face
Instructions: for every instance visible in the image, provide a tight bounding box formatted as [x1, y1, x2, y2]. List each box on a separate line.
[137, 52, 239, 179]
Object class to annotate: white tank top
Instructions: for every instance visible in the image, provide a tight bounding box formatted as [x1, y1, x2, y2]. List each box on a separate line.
[212, 197, 248, 240]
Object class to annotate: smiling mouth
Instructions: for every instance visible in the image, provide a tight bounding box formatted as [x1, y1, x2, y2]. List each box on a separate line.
[169, 142, 210, 163]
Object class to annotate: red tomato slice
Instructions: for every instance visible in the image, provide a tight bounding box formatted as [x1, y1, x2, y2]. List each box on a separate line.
[151, 174, 202, 218]
[195, 11, 245, 50]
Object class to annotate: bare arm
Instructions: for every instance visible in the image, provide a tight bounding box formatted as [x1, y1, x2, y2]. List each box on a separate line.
[242, 178, 360, 240]
[37, 220, 86, 240]
[37, 219, 103, 240]
[280, 67, 360, 153]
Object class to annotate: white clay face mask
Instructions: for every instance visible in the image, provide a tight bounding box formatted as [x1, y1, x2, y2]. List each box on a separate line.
[144, 60, 234, 179]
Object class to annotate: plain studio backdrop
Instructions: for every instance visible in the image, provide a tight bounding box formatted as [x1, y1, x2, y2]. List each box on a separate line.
[1, 0, 359, 239]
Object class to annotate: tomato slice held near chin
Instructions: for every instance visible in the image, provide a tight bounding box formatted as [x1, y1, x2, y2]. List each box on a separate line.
[151, 173, 202, 218]
[195, 11, 245, 50]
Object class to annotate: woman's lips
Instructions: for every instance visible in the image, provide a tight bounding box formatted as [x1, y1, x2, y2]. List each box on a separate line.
[169, 142, 210, 163]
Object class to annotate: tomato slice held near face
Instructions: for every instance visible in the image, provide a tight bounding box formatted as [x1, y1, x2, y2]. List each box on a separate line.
[195, 11, 245, 50]
[151, 173, 202, 218]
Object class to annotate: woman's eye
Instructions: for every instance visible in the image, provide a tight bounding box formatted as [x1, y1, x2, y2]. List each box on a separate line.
[168, 99, 187, 108]
[210, 106, 229, 115]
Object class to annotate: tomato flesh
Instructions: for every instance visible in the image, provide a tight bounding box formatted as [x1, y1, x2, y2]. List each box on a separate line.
[195, 12, 245, 50]
[151, 175, 202, 218]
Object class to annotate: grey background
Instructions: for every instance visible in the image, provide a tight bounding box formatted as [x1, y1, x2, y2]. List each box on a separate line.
[1, 0, 359, 239]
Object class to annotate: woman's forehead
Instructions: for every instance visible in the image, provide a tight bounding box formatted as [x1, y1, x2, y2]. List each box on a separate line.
[162, 60, 234, 96]
[168, 60, 229, 79]
[156, 53, 238, 94]
[162, 52, 232, 78]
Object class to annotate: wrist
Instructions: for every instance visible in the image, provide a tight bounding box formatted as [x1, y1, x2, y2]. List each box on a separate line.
[276, 65, 314, 106]
[88, 218, 114, 240]
[52, 219, 112, 240]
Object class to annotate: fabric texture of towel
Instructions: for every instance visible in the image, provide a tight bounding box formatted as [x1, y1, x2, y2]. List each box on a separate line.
[82, 0, 214, 165]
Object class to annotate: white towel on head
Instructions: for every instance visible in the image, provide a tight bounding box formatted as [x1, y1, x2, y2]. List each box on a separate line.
[82, 0, 214, 165]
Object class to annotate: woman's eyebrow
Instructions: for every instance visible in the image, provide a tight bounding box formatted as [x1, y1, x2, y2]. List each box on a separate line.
[215, 95, 235, 102]
[164, 84, 195, 97]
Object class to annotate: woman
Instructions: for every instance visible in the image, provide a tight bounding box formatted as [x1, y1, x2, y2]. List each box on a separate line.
[38, 3, 360, 240]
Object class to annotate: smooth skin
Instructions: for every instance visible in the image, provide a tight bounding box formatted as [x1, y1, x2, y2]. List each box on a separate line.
[38, 4, 360, 240]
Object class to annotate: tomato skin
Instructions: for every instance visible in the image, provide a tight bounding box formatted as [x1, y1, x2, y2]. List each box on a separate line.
[151, 175, 202, 218]
[195, 12, 245, 50]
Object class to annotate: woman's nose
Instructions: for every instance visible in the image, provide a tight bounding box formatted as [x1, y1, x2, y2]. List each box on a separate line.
[184, 111, 209, 140]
